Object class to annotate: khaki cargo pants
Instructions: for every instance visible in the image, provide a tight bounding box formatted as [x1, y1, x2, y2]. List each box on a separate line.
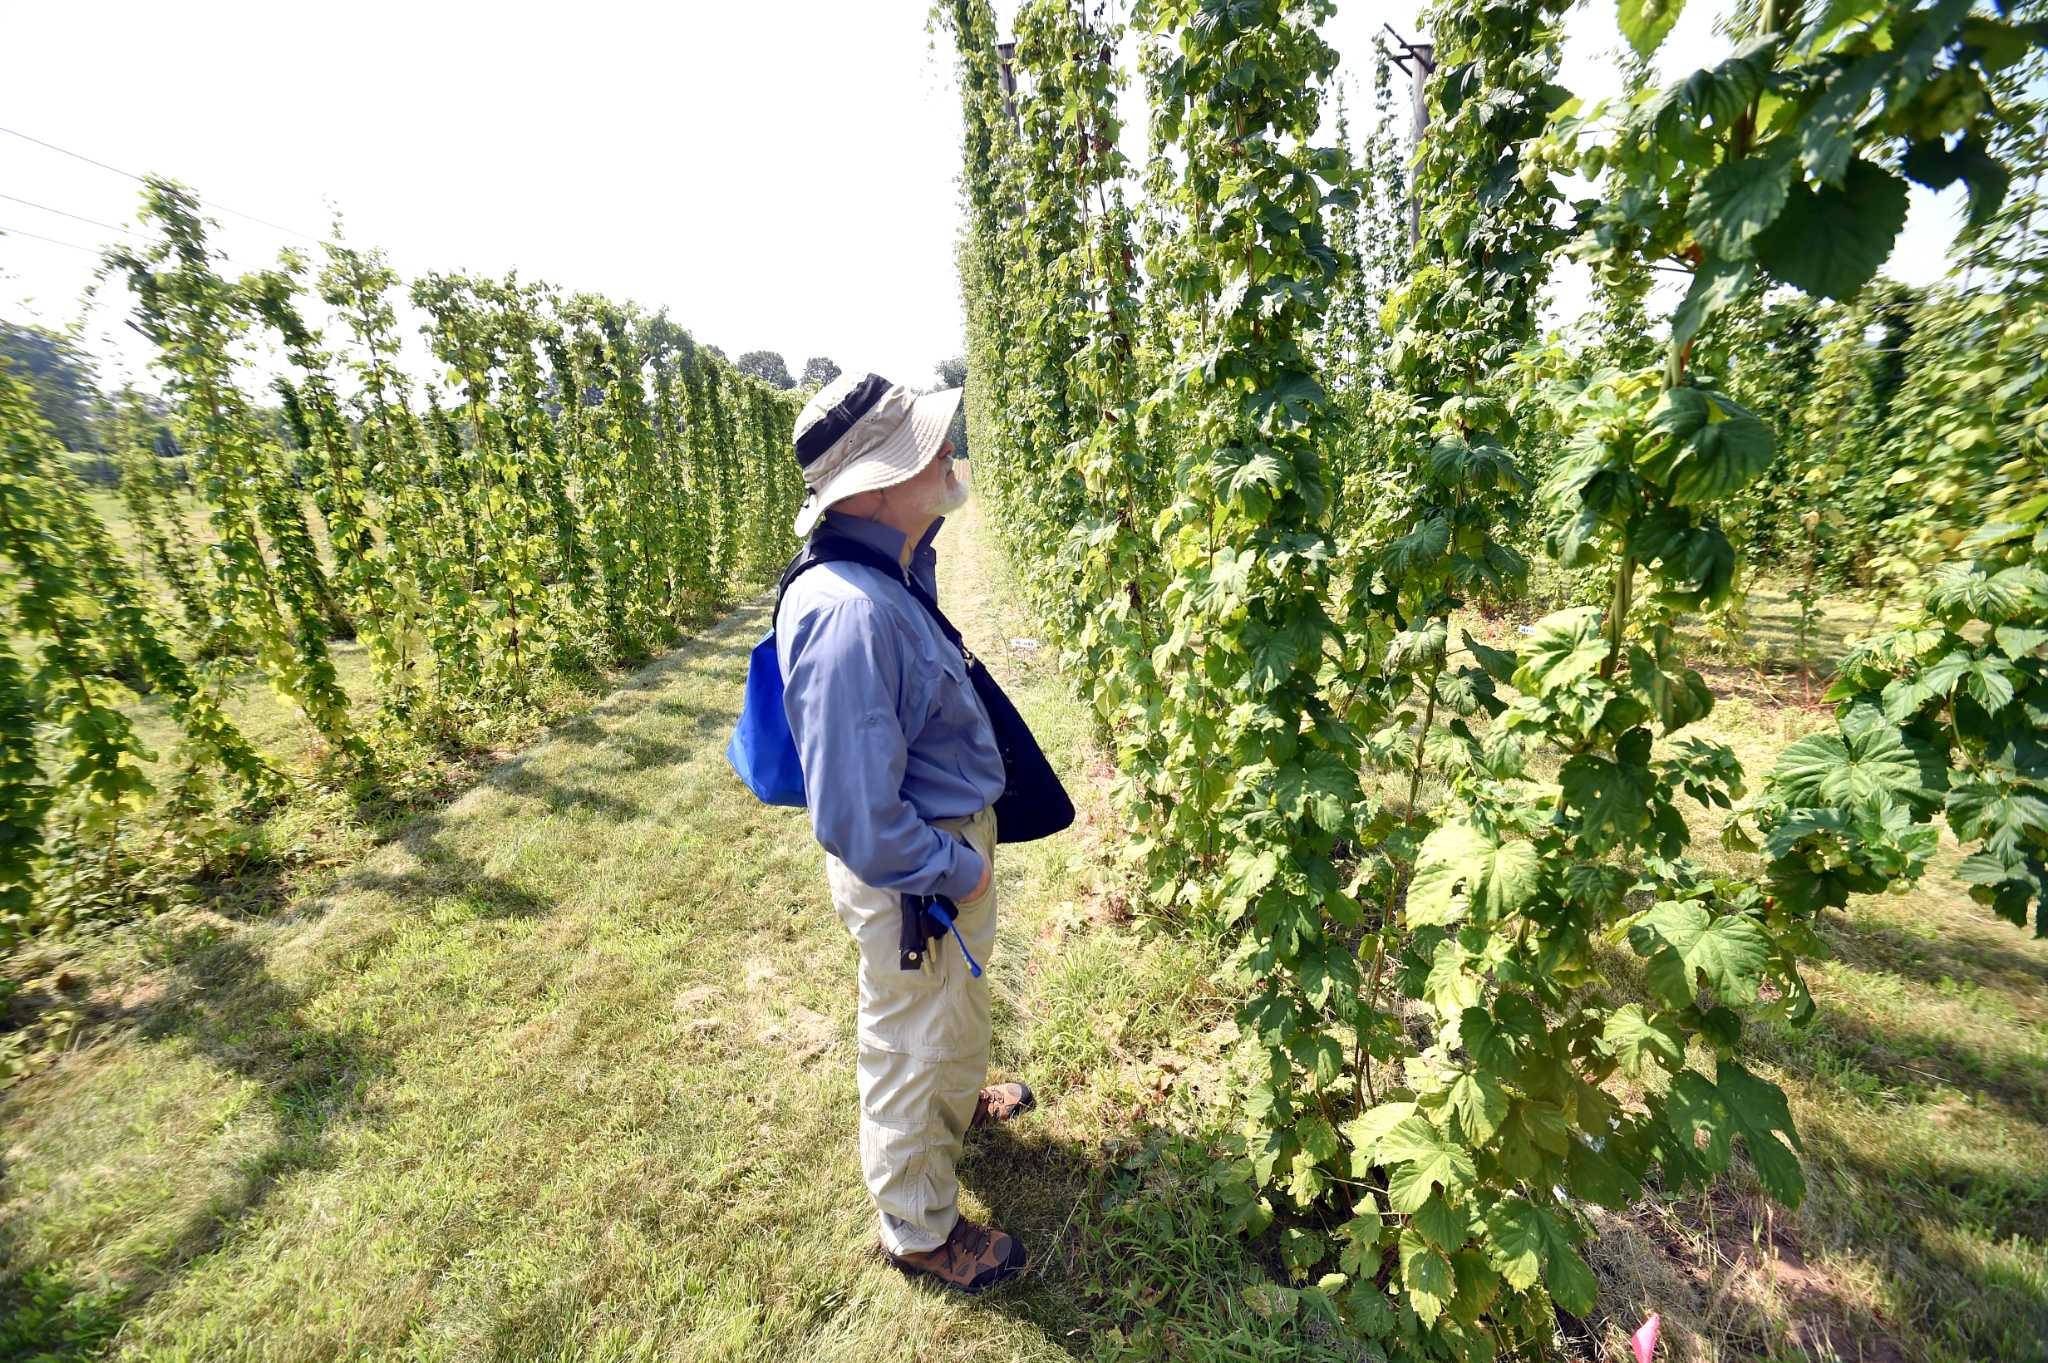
[824, 805, 998, 1256]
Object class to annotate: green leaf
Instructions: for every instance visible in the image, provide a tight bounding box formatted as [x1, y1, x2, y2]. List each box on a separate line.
[1546, 1237, 1599, 1315]
[1560, 750, 1655, 853]
[1274, 749, 1356, 833]
[1378, 1115, 1478, 1212]
[1671, 257, 1755, 355]
[1343, 1101, 1419, 1174]
[1946, 782, 2048, 857]
[1476, 840, 1543, 918]
[1463, 631, 1518, 685]
[1770, 720, 1936, 811]
[1666, 1069, 1732, 1173]
[1481, 1197, 1547, 1291]
[1386, 617, 1450, 674]
[1617, 0, 1686, 59]
[1408, 820, 1543, 927]
[1629, 901, 1773, 1007]
[1512, 607, 1608, 693]
[1382, 516, 1450, 580]
[1995, 625, 2048, 658]
[1600, 1003, 1685, 1077]
[1688, 144, 1795, 259]
[1719, 1063, 1808, 1206]
[1799, 48, 1896, 186]
[1413, 1190, 1473, 1250]
[1566, 1137, 1640, 1209]
[1901, 131, 2010, 231]
[1298, 1114, 1341, 1165]
[1407, 821, 1486, 927]
[1444, 1066, 1509, 1145]
[1670, 405, 1776, 506]
[1480, 1196, 1595, 1312]
[1400, 1228, 1455, 1327]
[1755, 160, 1910, 301]
[1961, 657, 2017, 712]
[1665, 1064, 1808, 1205]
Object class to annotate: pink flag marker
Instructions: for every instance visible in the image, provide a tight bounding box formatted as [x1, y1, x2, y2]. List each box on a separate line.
[1631, 1312, 1662, 1363]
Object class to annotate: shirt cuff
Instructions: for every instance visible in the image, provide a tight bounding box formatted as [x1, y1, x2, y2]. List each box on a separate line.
[934, 834, 986, 902]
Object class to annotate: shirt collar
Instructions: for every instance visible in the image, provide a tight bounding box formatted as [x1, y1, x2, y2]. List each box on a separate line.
[819, 509, 945, 563]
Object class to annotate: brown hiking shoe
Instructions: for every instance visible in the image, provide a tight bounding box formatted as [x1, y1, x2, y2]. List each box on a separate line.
[970, 1080, 1035, 1130]
[885, 1216, 1027, 1295]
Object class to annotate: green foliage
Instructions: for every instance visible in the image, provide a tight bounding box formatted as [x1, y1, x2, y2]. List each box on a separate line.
[0, 322, 105, 454]
[734, 349, 796, 390]
[0, 176, 806, 978]
[945, 0, 2046, 1353]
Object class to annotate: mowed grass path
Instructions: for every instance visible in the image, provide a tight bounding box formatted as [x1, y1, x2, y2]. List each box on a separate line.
[7, 493, 2046, 1363]
[1, 498, 1240, 1362]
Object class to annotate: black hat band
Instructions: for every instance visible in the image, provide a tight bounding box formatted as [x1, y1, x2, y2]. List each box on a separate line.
[795, 372, 892, 469]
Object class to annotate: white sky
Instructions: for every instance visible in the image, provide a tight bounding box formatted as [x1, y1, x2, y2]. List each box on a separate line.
[2, 0, 1970, 398]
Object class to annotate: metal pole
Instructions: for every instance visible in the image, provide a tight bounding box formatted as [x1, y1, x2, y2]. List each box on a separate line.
[1382, 26, 1435, 248]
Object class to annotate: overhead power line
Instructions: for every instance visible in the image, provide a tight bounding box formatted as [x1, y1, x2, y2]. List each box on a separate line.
[0, 123, 325, 244]
[0, 190, 135, 237]
[0, 223, 101, 255]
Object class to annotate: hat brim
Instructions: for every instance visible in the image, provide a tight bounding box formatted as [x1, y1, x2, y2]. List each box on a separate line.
[792, 386, 964, 538]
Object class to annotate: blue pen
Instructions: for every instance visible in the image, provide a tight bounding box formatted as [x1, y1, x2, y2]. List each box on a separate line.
[925, 900, 983, 978]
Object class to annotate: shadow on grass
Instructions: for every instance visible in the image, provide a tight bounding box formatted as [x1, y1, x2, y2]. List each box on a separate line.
[0, 591, 782, 1358]
[955, 1125, 1107, 1354]
[1823, 913, 2048, 995]
[931, 1123, 1373, 1362]
[0, 935, 388, 1361]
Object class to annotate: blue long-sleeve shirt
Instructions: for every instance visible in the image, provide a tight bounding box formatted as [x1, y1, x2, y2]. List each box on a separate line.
[775, 510, 1006, 900]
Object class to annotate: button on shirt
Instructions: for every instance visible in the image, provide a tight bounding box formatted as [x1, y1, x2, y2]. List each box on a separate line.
[776, 510, 1006, 901]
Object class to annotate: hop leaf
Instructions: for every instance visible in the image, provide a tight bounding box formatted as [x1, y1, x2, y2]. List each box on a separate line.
[1408, 819, 1543, 926]
[1617, 0, 1687, 59]
[1628, 900, 1773, 1008]
[1666, 1065, 1806, 1206]
[1755, 160, 1910, 301]
[1600, 1003, 1685, 1077]
[1770, 720, 1939, 812]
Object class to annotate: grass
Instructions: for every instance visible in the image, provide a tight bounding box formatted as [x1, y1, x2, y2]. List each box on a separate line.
[0, 495, 1322, 1361]
[1, 491, 2041, 1361]
[1459, 580, 2048, 1363]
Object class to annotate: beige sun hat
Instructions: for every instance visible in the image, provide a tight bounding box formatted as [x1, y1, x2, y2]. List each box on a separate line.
[790, 371, 965, 538]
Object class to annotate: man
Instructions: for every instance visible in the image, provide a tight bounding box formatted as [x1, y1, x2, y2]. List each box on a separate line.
[776, 371, 1034, 1295]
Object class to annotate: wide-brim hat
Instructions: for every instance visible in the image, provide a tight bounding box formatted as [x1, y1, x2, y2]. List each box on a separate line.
[791, 371, 964, 539]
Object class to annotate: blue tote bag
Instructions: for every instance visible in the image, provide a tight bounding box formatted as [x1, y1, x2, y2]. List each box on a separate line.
[726, 628, 807, 806]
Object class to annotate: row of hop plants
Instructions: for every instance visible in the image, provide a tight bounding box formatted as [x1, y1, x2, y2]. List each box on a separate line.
[943, 0, 2043, 1356]
[0, 175, 806, 962]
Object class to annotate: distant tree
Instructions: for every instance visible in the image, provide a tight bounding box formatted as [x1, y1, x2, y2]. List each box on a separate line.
[934, 355, 969, 457]
[801, 355, 842, 389]
[112, 384, 182, 462]
[735, 350, 796, 389]
[0, 321, 105, 451]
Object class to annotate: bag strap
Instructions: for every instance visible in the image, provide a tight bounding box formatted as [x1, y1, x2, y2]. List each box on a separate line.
[785, 533, 970, 655]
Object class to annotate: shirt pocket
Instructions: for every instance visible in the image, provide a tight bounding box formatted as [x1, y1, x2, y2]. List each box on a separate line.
[924, 637, 990, 777]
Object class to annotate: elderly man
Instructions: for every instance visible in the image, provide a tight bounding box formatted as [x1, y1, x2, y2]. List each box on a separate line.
[776, 371, 1034, 1295]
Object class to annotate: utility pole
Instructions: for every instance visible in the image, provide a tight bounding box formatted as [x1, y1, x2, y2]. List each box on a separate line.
[1382, 25, 1435, 248]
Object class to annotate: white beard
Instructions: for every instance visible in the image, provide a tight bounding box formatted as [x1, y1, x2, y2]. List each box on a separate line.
[899, 461, 968, 518]
[928, 468, 970, 516]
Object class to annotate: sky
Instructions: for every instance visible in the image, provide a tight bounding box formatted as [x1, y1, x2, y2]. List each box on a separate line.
[2, 0, 1974, 398]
